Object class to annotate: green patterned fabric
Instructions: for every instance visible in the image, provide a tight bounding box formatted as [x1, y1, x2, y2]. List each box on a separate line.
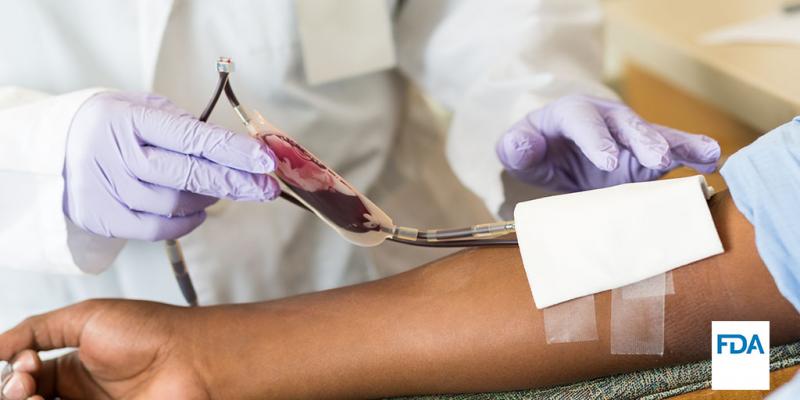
[395, 341, 800, 400]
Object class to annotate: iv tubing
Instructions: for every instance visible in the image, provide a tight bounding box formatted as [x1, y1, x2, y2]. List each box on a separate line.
[212, 57, 519, 248]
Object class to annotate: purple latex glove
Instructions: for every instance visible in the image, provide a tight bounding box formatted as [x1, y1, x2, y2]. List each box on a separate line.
[496, 95, 721, 192]
[63, 92, 280, 241]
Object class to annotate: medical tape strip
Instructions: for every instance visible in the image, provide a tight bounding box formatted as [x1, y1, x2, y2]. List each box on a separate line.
[622, 272, 674, 299]
[543, 294, 599, 344]
[611, 273, 667, 355]
[542, 272, 672, 345]
[542, 273, 672, 345]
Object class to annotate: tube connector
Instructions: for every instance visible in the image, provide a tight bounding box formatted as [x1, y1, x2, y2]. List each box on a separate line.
[420, 221, 515, 241]
[470, 221, 516, 238]
[216, 57, 234, 73]
[390, 226, 420, 241]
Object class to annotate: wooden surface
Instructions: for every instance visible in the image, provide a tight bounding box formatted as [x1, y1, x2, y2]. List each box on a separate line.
[670, 365, 800, 400]
[620, 63, 761, 191]
[605, 0, 800, 132]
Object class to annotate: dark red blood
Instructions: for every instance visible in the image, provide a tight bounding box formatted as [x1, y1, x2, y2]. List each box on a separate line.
[260, 133, 378, 233]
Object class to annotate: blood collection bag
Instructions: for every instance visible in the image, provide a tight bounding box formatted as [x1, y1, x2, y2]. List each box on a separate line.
[246, 111, 395, 246]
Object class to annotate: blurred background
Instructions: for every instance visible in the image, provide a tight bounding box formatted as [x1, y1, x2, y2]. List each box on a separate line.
[602, 3, 800, 397]
[602, 0, 800, 191]
[400, 0, 800, 273]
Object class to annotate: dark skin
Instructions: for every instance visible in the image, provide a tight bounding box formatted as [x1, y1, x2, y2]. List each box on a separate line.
[1, 191, 798, 399]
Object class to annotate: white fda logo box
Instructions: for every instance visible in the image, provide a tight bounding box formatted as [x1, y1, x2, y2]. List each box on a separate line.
[712, 321, 770, 390]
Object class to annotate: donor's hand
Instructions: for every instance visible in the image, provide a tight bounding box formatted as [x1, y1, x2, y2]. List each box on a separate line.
[0, 300, 216, 400]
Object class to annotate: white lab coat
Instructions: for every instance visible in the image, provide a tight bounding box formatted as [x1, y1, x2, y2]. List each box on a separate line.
[0, 0, 613, 330]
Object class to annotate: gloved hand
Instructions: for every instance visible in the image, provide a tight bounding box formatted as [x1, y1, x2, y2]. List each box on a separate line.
[64, 92, 280, 241]
[496, 95, 721, 192]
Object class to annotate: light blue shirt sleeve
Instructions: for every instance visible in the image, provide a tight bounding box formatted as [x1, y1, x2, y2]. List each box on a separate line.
[720, 116, 800, 313]
[721, 118, 800, 399]
[769, 373, 800, 400]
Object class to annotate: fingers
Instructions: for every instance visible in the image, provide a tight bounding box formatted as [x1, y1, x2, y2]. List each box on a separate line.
[35, 353, 97, 400]
[9, 352, 40, 375]
[0, 305, 96, 399]
[112, 208, 207, 241]
[0, 303, 98, 361]
[0, 353, 89, 400]
[496, 118, 548, 171]
[131, 105, 276, 174]
[130, 146, 280, 201]
[551, 97, 620, 171]
[116, 178, 218, 217]
[0, 351, 41, 400]
[604, 108, 672, 169]
[655, 124, 721, 173]
[1, 371, 35, 400]
[138, 93, 194, 118]
[112, 92, 194, 118]
[68, 193, 207, 241]
[598, 103, 720, 174]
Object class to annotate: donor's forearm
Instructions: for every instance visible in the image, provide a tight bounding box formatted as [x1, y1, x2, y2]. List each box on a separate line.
[202, 191, 800, 399]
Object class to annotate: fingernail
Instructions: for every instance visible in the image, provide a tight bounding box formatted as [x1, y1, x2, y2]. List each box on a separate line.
[500, 130, 545, 170]
[236, 175, 279, 202]
[11, 359, 32, 374]
[657, 154, 671, 169]
[246, 147, 275, 174]
[258, 147, 276, 172]
[227, 135, 275, 174]
[2, 375, 26, 400]
[604, 154, 618, 171]
[502, 134, 530, 169]
[262, 177, 281, 201]
[705, 143, 721, 161]
[699, 162, 719, 174]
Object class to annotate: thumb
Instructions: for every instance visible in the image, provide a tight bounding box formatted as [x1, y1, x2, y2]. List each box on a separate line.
[497, 118, 548, 171]
[0, 301, 99, 361]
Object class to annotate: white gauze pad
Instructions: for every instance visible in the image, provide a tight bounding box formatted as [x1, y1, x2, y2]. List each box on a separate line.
[514, 175, 723, 309]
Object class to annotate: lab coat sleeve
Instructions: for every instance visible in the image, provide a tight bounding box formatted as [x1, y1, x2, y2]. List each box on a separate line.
[0, 87, 125, 275]
[396, 0, 617, 216]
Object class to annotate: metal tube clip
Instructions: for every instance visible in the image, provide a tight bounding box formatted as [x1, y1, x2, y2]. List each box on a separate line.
[216, 57, 234, 73]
